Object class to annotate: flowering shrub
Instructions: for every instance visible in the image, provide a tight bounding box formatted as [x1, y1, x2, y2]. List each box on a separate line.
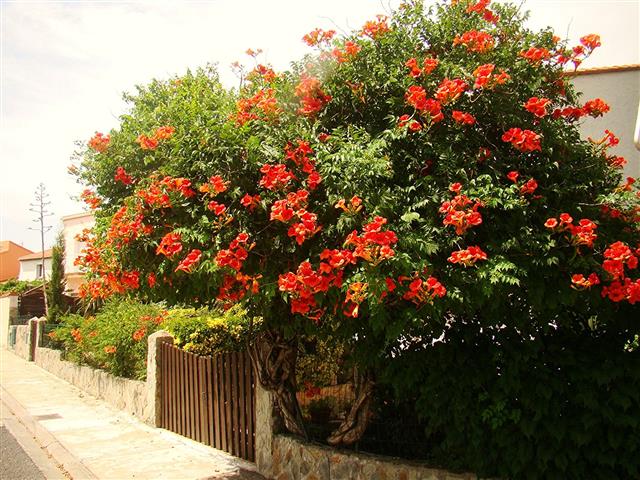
[70, 1, 638, 476]
[51, 299, 166, 380]
[162, 304, 257, 356]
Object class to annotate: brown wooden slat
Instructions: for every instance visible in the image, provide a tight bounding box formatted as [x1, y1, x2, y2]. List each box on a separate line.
[223, 353, 232, 454]
[172, 346, 180, 435]
[199, 356, 208, 445]
[167, 346, 173, 432]
[211, 356, 220, 450]
[161, 344, 167, 429]
[182, 349, 190, 438]
[237, 351, 247, 460]
[192, 352, 199, 441]
[206, 357, 214, 447]
[189, 352, 198, 441]
[245, 350, 255, 461]
[215, 355, 227, 451]
[230, 352, 239, 457]
[193, 355, 204, 443]
[227, 353, 236, 455]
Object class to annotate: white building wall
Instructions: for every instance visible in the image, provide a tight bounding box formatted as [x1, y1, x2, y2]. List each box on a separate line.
[571, 68, 640, 179]
[18, 258, 52, 281]
[61, 212, 95, 294]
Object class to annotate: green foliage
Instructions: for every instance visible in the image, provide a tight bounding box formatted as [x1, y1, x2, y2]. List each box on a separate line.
[47, 233, 67, 323]
[52, 299, 166, 380]
[162, 304, 258, 356]
[296, 337, 346, 389]
[382, 319, 640, 479]
[0, 279, 40, 295]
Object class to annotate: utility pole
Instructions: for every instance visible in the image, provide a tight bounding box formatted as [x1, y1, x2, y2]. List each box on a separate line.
[29, 183, 53, 316]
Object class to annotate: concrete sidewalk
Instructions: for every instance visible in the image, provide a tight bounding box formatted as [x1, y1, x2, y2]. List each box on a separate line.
[0, 349, 264, 480]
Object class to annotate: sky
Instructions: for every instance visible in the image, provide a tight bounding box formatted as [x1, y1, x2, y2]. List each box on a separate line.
[1, 0, 638, 252]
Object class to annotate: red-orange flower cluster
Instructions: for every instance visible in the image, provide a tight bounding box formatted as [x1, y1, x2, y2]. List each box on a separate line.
[234, 88, 280, 125]
[524, 97, 551, 118]
[435, 78, 467, 104]
[176, 249, 202, 273]
[156, 232, 183, 257]
[335, 195, 363, 215]
[215, 233, 251, 271]
[453, 30, 495, 53]
[259, 164, 295, 191]
[88, 132, 110, 153]
[332, 41, 362, 63]
[473, 63, 510, 89]
[571, 273, 600, 290]
[452, 110, 476, 125]
[302, 28, 336, 47]
[136, 126, 175, 150]
[465, 0, 499, 23]
[344, 216, 398, 265]
[519, 47, 551, 64]
[405, 86, 444, 123]
[217, 273, 261, 304]
[361, 15, 389, 39]
[405, 57, 439, 78]
[448, 246, 488, 266]
[240, 194, 261, 211]
[502, 128, 541, 153]
[440, 195, 483, 235]
[545, 214, 598, 248]
[80, 189, 101, 209]
[114, 166, 133, 185]
[401, 275, 446, 305]
[295, 75, 332, 116]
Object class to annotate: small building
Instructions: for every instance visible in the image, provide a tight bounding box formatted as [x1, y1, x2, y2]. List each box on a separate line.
[18, 249, 53, 281]
[0, 241, 33, 281]
[61, 212, 95, 295]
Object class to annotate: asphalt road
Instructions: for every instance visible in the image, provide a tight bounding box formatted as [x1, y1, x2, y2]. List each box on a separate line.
[0, 425, 45, 480]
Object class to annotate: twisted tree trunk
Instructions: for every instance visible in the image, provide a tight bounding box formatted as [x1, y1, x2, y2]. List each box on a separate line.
[327, 368, 374, 446]
[249, 330, 307, 439]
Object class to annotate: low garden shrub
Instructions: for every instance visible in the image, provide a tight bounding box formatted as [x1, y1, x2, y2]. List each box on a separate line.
[163, 304, 257, 356]
[51, 299, 166, 380]
[50, 299, 256, 380]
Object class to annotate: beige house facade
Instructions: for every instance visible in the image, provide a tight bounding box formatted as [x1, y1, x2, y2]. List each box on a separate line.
[61, 212, 95, 295]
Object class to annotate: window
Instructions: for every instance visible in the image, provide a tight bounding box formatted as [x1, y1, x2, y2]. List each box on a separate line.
[36, 263, 44, 278]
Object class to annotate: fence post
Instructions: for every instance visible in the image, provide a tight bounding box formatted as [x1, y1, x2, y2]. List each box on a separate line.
[254, 381, 277, 477]
[27, 317, 40, 361]
[146, 330, 174, 427]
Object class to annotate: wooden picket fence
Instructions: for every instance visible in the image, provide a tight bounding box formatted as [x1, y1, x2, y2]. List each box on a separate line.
[159, 343, 256, 462]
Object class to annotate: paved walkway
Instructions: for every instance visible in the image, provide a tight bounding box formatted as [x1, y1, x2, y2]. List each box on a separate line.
[0, 349, 264, 480]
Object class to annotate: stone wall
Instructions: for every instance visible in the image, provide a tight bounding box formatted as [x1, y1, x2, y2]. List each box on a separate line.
[34, 346, 151, 422]
[13, 324, 31, 360]
[31, 329, 173, 426]
[0, 295, 18, 349]
[254, 386, 476, 480]
[269, 435, 475, 480]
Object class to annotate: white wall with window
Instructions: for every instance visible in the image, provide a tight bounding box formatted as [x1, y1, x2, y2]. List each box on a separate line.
[18, 256, 52, 281]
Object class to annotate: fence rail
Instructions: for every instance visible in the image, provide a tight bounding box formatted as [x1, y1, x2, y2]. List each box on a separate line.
[159, 344, 255, 462]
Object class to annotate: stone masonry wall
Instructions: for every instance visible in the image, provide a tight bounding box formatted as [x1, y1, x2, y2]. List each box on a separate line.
[34, 346, 151, 422]
[269, 435, 476, 480]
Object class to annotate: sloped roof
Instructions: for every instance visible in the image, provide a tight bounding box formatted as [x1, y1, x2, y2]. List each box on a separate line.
[572, 64, 640, 76]
[19, 249, 53, 261]
[0, 240, 33, 254]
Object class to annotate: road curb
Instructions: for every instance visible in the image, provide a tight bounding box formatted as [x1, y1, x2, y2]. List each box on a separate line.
[0, 384, 98, 480]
